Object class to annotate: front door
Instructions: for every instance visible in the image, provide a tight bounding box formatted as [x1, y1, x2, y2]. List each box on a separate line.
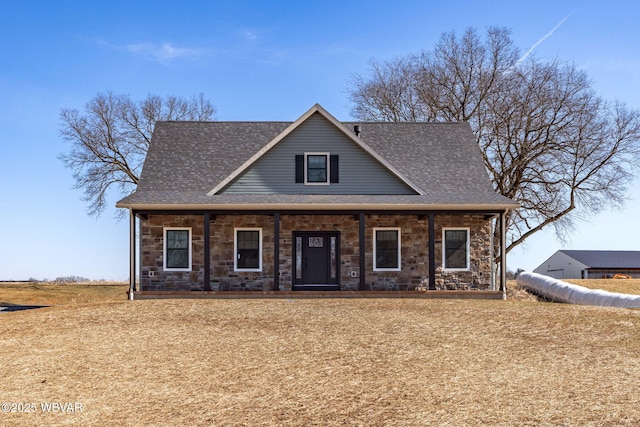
[293, 231, 340, 291]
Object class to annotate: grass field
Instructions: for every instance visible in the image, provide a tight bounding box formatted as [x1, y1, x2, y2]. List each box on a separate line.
[1, 281, 640, 426]
[563, 278, 640, 295]
[0, 282, 127, 306]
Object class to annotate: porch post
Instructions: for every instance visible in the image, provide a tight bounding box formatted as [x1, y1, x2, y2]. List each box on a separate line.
[128, 209, 136, 300]
[428, 212, 436, 290]
[203, 213, 211, 291]
[273, 212, 280, 291]
[359, 212, 366, 290]
[500, 210, 507, 297]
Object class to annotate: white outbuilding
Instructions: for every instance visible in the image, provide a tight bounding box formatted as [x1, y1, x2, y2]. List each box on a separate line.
[533, 250, 640, 279]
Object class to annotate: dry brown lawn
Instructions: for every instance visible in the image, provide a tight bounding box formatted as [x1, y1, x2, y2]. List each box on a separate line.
[1, 283, 640, 426]
[564, 279, 640, 295]
[0, 282, 127, 306]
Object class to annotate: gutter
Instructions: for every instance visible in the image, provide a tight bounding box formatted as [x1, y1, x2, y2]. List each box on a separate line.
[116, 202, 520, 212]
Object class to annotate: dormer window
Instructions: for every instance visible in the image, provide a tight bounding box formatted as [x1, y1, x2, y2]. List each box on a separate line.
[296, 153, 339, 185]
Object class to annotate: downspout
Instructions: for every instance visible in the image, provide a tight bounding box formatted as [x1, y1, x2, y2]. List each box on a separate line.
[128, 208, 135, 300]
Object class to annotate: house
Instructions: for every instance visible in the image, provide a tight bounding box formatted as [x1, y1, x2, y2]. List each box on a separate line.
[533, 250, 640, 279]
[116, 104, 518, 298]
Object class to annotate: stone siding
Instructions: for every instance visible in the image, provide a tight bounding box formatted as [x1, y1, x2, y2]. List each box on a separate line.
[210, 215, 275, 291]
[140, 215, 205, 291]
[139, 213, 496, 292]
[433, 214, 494, 290]
[280, 215, 360, 290]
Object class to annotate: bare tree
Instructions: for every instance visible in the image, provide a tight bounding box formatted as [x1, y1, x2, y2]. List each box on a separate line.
[348, 27, 640, 253]
[59, 92, 216, 216]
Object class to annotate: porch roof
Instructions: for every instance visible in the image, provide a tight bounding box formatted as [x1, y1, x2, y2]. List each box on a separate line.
[117, 192, 517, 211]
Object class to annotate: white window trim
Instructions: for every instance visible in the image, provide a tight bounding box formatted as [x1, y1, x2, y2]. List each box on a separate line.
[163, 227, 192, 272]
[234, 228, 263, 272]
[442, 227, 470, 271]
[373, 227, 401, 271]
[304, 152, 330, 185]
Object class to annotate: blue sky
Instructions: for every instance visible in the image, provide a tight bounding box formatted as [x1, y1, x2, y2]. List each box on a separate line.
[1, 0, 639, 280]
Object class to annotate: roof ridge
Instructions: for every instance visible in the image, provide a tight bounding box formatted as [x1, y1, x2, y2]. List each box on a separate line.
[158, 120, 294, 124]
[343, 121, 467, 125]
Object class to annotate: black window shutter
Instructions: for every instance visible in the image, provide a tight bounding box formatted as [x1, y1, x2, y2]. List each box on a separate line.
[295, 155, 304, 183]
[330, 155, 339, 183]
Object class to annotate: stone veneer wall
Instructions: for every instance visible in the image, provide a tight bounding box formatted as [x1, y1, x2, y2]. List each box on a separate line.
[139, 213, 495, 292]
[363, 214, 493, 290]
[140, 215, 205, 291]
[280, 215, 360, 291]
[210, 215, 275, 291]
[432, 214, 494, 290]
[364, 215, 428, 290]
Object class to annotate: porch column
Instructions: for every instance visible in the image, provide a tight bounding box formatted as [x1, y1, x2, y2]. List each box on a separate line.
[499, 210, 507, 297]
[359, 212, 366, 290]
[128, 209, 136, 299]
[273, 213, 280, 291]
[203, 213, 211, 291]
[428, 212, 436, 290]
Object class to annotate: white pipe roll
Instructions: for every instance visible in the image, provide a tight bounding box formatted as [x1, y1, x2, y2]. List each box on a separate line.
[517, 272, 640, 308]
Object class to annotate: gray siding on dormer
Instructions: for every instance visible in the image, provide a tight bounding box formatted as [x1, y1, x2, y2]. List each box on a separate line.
[221, 113, 415, 195]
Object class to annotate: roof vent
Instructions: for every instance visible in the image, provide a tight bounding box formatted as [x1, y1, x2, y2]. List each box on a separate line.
[354, 125, 361, 137]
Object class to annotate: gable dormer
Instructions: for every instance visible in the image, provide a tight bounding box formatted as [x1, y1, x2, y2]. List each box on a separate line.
[211, 105, 419, 196]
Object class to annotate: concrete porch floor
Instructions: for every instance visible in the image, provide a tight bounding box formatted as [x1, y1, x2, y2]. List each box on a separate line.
[133, 290, 505, 300]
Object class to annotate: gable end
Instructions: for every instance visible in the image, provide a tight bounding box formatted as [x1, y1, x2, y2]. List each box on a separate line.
[213, 106, 419, 196]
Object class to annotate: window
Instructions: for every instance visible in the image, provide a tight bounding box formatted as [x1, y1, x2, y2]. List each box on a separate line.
[295, 153, 339, 184]
[373, 228, 401, 271]
[235, 228, 262, 271]
[443, 228, 469, 270]
[164, 228, 191, 271]
[306, 153, 328, 184]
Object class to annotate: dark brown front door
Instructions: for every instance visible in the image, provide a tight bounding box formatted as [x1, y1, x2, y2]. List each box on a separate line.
[293, 232, 340, 291]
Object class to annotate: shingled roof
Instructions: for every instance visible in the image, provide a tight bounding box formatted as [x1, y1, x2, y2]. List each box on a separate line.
[559, 250, 640, 269]
[116, 104, 517, 211]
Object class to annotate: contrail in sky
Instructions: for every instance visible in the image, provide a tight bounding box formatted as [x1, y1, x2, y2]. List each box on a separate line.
[516, 12, 574, 66]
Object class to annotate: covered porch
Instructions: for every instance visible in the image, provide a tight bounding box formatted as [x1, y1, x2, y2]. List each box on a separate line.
[126, 208, 510, 299]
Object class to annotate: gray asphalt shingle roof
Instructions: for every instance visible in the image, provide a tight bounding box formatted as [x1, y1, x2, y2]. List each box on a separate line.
[560, 250, 640, 269]
[117, 105, 517, 210]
